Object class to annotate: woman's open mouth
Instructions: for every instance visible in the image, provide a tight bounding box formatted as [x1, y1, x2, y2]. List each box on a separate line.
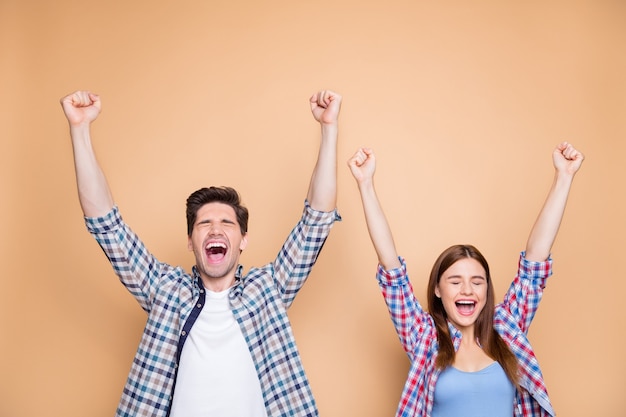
[455, 300, 476, 316]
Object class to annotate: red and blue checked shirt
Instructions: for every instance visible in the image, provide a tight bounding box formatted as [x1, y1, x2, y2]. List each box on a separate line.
[377, 253, 556, 417]
[85, 201, 340, 417]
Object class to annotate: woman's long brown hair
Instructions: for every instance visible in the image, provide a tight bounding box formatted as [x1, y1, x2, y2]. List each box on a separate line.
[426, 244, 519, 387]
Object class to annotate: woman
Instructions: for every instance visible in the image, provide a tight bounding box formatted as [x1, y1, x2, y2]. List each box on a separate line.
[348, 143, 584, 416]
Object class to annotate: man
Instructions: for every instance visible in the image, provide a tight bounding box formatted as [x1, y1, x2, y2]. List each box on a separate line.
[61, 89, 342, 417]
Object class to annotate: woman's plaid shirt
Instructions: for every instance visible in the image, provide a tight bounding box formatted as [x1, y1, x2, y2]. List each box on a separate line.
[377, 253, 556, 417]
[85, 201, 340, 417]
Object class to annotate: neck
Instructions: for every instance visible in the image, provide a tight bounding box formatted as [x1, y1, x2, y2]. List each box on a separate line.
[458, 326, 478, 346]
[201, 275, 236, 292]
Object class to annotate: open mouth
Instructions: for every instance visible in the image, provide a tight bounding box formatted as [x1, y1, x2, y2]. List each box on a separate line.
[455, 300, 476, 316]
[205, 242, 227, 263]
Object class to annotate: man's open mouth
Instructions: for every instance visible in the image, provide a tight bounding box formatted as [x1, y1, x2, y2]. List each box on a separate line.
[205, 242, 227, 262]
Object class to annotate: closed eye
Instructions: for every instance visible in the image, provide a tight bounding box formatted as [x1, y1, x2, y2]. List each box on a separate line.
[197, 219, 237, 227]
[471, 277, 486, 285]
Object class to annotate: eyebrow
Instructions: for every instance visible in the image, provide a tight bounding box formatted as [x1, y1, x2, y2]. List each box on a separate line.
[445, 274, 486, 280]
[196, 218, 236, 225]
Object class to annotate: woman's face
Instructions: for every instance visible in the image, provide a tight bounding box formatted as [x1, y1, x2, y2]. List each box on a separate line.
[435, 257, 488, 331]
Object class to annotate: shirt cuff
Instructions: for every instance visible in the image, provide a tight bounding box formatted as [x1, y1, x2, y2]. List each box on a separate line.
[302, 199, 342, 226]
[519, 251, 553, 280]
[84, 205, 123, 234]
[377, 256, 409, 286]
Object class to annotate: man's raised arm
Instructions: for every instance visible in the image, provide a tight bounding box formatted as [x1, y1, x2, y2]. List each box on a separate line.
[60, 91, 114, 218]
[306, 90, 341, 212]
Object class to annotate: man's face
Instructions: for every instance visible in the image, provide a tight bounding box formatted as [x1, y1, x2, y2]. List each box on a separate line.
[187, 202, 248, 289]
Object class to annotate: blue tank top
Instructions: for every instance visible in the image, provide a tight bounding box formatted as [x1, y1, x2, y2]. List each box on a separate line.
[432, 362, 515, 417]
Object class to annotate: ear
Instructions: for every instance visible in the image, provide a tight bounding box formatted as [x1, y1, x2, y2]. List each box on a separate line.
[187, 235, 193, 252]
[434, 285, 441, 298]
[239, 233, 249, 251]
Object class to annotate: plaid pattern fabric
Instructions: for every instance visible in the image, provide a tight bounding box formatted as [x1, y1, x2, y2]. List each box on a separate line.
[86, 201, 340, 417]
[377, 253, 556, 417]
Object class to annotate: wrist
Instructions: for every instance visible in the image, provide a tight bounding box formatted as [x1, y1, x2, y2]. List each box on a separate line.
[554, 170, 575, 185]
[320, 121, 338, 132]
[358, 177, 375, 192]
[69, 123, 92, 141]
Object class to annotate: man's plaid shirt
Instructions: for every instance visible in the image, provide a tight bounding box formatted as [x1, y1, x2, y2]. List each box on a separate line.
[377, 253, 556, 417]
[85, 201, 340, 417]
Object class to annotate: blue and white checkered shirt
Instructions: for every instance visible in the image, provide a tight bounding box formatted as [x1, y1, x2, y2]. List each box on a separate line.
[86, 201, 340, 417]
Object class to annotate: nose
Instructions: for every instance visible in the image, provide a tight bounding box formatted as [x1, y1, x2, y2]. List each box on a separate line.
[208, 223, 223, 235]
[460, 281, 473, 295]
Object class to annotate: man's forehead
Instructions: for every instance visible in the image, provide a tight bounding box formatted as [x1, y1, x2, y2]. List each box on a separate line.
[196, 202, 237, 219]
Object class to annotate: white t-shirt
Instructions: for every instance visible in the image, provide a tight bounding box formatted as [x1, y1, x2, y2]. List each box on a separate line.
[169, 288, 267, 417]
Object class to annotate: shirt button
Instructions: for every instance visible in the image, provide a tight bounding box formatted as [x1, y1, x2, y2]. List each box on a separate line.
[181, 331, 187, 336]
[197, 303, 202, 308]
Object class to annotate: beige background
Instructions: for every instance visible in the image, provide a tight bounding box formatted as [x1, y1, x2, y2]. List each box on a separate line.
[2, 0, 625, 416]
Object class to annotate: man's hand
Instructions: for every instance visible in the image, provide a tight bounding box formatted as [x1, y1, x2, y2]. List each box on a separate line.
[60, 91, 101, 127]
[309, 90, 341, 125]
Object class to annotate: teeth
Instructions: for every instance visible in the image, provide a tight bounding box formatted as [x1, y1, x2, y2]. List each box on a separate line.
[456, 301, 475, 305]
[206, 242, 226, 249]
